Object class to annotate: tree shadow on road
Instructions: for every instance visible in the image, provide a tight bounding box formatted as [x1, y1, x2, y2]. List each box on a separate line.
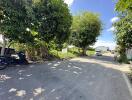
[0, 57, 130, 100]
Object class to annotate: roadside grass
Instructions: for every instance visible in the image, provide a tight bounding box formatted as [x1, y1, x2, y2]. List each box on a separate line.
[86, 50, 95, 56]
[49, 47, 95, 59]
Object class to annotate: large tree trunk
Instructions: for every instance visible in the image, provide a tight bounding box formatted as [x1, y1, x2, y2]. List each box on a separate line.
[1, 35, 6, 56]
[82, 47, 87, 56]
[119, 46, 128, 63]
[26, 47, 36, 61]
[25, 50, 30, 61]
[40, 46, 49, 59]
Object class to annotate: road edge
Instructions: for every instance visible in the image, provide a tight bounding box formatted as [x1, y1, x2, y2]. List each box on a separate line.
[122, 72, 132, 97]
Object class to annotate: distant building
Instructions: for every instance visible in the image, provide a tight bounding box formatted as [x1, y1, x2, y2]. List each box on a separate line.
[95, 46, 109, 52]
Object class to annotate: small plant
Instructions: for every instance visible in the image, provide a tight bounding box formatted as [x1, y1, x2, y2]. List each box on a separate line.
[117, 54, 129, 64]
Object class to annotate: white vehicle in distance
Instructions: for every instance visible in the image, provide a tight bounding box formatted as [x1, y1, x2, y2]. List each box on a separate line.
[95, 50, 102, 56]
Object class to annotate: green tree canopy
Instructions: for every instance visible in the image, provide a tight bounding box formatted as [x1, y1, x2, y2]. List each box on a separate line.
[70, 12, 102, 55]
[33, 0, 72, 45]
[0, 0, 72, 57]
[114, 14, 132, 48]
[115, 0, 132, 12]
[0, 0, 35, 43]
[114, 0, 132, 48]
[114, 0, 132, 62]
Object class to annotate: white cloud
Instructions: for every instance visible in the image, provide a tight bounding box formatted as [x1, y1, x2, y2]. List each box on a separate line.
[64, 0, 74, 6]
[110, 17, 119, 23]
[93, 40, 116, 50]
[107, 17, 119, 32]
[107, 27, 115, 32]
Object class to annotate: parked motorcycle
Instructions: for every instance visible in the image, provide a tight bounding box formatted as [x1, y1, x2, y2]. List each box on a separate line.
[0, 52, 28, 70]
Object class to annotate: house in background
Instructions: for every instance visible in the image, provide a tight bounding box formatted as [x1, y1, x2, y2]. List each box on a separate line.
[95, 46, 109, 52]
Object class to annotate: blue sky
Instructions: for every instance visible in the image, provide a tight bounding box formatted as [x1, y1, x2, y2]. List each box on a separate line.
[64, 0, 118, 49]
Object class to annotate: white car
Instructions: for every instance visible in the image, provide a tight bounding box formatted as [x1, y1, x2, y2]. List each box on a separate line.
[95, 51, 102, 56]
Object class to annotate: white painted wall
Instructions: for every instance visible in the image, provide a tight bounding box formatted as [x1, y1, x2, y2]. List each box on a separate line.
[126, 49, 132, 59]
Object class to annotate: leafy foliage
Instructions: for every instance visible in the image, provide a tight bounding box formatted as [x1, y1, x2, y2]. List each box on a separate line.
[115, 0, 132, 12]
[0, 0, 35, 43]
[114, 0, 132, 62]
[33, 0, 72, 44]
[70, 12, 102, 55]
[114, 14, 132, 48]
[0, 0, 72, 58]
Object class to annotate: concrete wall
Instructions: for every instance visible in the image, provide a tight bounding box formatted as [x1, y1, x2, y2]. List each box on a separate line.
[126, 49, 132, 59]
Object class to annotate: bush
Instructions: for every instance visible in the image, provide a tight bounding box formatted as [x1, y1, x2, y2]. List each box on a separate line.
[117, 54, 129, 64]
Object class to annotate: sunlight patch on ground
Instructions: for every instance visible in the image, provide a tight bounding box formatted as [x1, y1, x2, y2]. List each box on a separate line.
[71, 57, 131, 73]
[48, 63, 52, 65]
[29, 65, 35, 68]
[64, 70, 69, 72]
[51, 89, 56, 93]
[18, 70, 25, 73]
[56, 96, 61, 100]
[53, 63, 60, 67]
[51, 67, 57, 69]
[73, 71, 79, 75]
[59, 69, 63, 71]
[9, 88, 17, 92]
[33, 87, 45, 96]
[0, 75, 11, 81]
[29, 98, 34, 100]
[16, 90, 26, 97]
[18, 70, 25, 75]
[18, 77, 24, 80]
[99, 63, 131, 72]
[73, 66, 82, 70]
[8, 87, 45, 98]
[68, 65, 71, 68]
[26, 74, 32, 77]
